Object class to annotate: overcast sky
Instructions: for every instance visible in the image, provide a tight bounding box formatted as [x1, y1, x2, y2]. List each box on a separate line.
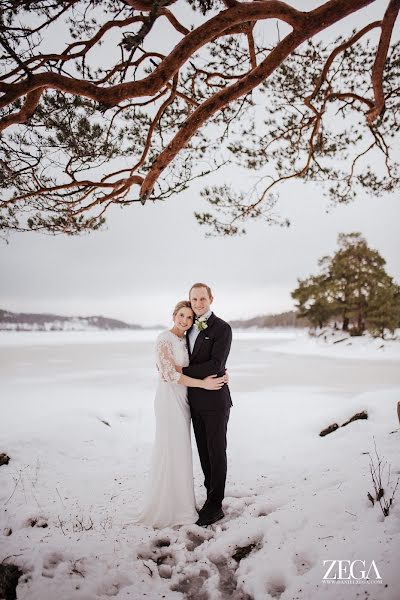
[0, 1, 399, 326]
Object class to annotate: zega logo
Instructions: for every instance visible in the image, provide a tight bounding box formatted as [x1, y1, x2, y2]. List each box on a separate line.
[322, 560, 383, 584]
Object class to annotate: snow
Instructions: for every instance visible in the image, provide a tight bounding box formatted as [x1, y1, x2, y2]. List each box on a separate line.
[0, 328, 162, 347]
[1, 329, 399, 600]
[262, 328, 400, 361]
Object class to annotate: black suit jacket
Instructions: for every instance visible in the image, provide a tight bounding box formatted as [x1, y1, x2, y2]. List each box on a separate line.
[182, 312, 232, 412]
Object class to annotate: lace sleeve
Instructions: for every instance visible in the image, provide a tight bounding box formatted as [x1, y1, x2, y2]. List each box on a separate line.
[156, 336, 181, 383]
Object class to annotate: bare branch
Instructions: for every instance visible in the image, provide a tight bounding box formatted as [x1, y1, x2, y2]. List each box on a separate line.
[0, 88, 44, 132]
[1, 0, 397, 237]
[0, 1, 310, 110]
[368, 0, 400, 123]
[246, 28, 258, 70]
[304, 21, 381, 110]
[140, 0, 377, 198]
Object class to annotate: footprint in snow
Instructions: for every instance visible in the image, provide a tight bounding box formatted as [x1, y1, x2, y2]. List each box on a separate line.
[170, 568, 210, 600]
[266, 578, 286, 599]
[171, 553, 253, 600]
[185, 526, 214, 550]
[212, 554, 253, 599]
[248, 502, 277, 518]
[137, 534, 179, 579]
[293, 552, 314, 575]
[95, 572, 133, 597]
[41, 550, 65, 579]
[25, 515, 48, 528]
[171, 528, 261, 600]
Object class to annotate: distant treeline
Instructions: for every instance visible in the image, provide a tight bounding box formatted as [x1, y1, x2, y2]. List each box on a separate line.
[0, 307, 310, 332]
[0, 309, 142, 331]
[230, 311, 310, 329]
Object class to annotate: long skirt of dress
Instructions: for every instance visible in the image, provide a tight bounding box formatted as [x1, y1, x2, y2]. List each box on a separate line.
[135, 380, 198, 528]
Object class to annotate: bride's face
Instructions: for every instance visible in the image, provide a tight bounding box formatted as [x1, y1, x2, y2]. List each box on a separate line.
[173, 307, 194, 332]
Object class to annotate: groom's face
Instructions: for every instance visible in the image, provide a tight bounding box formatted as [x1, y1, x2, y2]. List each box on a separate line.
[190, 286, 213, 317]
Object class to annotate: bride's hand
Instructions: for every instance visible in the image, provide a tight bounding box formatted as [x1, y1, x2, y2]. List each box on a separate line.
[202, 375, 225, 390]
[222, 369, 229, 384]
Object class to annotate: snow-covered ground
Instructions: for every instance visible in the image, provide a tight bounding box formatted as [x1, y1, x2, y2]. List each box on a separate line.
[1, 328, 399, 600]
[264, 328, 400, 361]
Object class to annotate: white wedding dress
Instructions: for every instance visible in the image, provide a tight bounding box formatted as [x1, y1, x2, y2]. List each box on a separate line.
[135, 330, 198, 528]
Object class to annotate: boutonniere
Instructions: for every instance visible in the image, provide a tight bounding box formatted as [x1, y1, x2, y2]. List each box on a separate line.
[194, 319, 208, 332]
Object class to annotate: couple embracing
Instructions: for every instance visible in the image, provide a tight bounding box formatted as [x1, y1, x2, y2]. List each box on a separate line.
[136, 283, 232, 529]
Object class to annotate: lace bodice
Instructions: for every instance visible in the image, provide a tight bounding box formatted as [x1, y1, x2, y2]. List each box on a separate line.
[155, 330, 189, 383]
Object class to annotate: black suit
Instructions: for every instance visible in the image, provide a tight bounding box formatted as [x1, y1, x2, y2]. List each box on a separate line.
[182, 312, 232, 509]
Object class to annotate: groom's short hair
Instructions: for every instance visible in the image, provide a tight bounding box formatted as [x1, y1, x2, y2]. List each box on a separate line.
[189, 282, 213, 299]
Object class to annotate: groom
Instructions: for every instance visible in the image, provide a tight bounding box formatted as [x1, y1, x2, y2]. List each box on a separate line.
[176, 282, 232, 526]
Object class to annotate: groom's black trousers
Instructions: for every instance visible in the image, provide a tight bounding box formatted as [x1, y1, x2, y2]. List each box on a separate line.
[191, 406, 230, 509]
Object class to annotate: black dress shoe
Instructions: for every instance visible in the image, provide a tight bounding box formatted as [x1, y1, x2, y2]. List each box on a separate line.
[198, 499, 210, 516]
[195, 508, 224, 527]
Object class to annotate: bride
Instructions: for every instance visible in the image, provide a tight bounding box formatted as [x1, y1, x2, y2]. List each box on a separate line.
[136, 300, 227, 529]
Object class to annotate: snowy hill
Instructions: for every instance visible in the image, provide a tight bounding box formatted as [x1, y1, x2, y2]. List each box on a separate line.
[0, 309, 142, 332]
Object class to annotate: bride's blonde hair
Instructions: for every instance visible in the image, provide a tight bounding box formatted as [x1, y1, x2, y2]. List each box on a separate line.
[172, 300, 193, 318]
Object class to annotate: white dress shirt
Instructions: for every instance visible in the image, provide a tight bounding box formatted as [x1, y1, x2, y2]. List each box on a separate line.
[188, 309, 212, 353]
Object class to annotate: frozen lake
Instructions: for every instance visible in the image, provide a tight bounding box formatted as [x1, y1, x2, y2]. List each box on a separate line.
[1, 328, 399, 394]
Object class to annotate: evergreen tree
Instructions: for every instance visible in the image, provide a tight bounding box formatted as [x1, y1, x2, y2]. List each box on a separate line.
[365, 281, 400, 338]
[291, 233, 400, 337]
[291, 274, 334, 329]
[329, 233, 388, 335]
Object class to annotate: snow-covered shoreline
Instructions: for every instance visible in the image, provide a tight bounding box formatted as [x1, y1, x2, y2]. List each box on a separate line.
[262, 328, 400, 361]
[1, 330, 399, 599]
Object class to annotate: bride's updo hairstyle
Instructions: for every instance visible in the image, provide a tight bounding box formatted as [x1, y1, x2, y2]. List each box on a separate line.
[172, 300, 193, 319]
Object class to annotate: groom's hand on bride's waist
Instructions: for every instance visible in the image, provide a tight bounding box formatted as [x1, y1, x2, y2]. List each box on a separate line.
[203, 369, 228, 385]
[175, 364, 183, 373]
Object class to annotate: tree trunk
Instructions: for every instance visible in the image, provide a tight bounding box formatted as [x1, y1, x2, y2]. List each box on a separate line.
[357, 311, 365, 334]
